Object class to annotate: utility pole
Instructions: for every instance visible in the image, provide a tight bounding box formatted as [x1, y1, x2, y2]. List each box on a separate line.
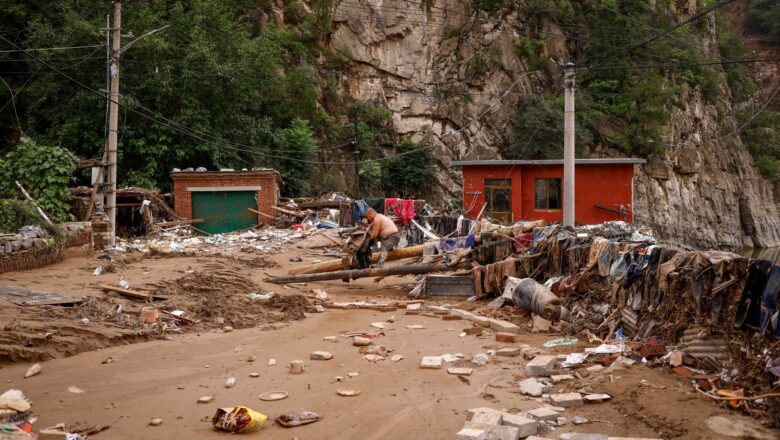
[107, 0, 122, 246]
[563, 62, 576, 227]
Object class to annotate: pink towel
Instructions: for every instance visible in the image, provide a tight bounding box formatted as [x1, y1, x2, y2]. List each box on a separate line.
[401, 200, 415, 224]
[385, 198, 402, 218]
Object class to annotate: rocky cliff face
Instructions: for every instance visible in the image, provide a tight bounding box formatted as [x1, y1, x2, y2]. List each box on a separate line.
[309, 0, 780, 250]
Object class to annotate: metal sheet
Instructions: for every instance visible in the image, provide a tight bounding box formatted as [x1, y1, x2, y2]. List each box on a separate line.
[0, 286, 82, 306]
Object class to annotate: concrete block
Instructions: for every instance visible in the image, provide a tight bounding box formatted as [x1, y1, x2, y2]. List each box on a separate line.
[525, 355, 557, 377]
[456, 427, 487, 440]
[466, 407, 504, 421]
[526, 407, 559, 422]
[426, 305, 450, 314]
[450, 308, 475, 318]
[518, 378, 546, 397]
[497, 347, 522, 357]
[463, 422, 520, 440]
[472, 411, 502, 426]
[549, 393, 583, 408]
[469, 314, 493, 327]
[501, 413, 538, 437]
[420, 356, 443, 369]
[559, 434, 608, 440]
[489, 318, 520, 334]
[550, 374, 575, 383]
[495, 332, 519, 343]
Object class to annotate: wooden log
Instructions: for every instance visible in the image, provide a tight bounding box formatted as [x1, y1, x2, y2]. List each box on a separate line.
[99, 284, 151, 300]
[267, 262, 455, 284]
[288, 244, 426, 275]
[154, 218, 205, 227]
[248, 207, 275, 220]
[271, 205, 305, 218]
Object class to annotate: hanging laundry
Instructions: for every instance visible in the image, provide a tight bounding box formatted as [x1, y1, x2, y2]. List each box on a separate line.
[401, 199, 415, 224]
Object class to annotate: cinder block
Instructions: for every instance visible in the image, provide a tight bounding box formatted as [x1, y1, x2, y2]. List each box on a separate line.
[489, 318, 520, 334]
[549, 393, 583, 408]
[463, 422, 520, 440]
[526, 407, 559, 422]
[525, 355, 557, 377]
[472, 411, 502, 426]
[456, 427, 487, 440]
[501, 413, 538, 437]
[450, 308, 474, 318]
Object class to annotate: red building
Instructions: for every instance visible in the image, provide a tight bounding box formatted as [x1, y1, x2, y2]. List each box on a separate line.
[452, 159, 646, 225]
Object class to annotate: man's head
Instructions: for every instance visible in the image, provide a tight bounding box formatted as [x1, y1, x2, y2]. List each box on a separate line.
[366, 207, 376, 221]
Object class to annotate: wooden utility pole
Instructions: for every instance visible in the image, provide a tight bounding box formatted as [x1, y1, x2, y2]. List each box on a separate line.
[563, 62, 575, 227]
[107, 0, 122, 246]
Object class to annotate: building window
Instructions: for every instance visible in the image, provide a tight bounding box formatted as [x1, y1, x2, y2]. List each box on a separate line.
[535, 178, 561, 210]
[484, 179, 512, 223]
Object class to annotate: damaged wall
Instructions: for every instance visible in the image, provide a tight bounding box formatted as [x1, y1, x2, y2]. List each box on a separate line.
[305, 0, 780, 250]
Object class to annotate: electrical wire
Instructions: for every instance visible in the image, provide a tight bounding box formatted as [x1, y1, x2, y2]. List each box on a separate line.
[0, 43, 104, 53]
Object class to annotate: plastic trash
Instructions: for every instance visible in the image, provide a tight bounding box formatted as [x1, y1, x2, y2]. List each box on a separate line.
[471, 353, 489, 366]
[212, 406, 267, 433]
[246, 292, 275, 301]
[225, 376, 236, 388]
[93, 266, 103, 276]
[543, 337, 579, 348]
[276, 410, 322, 427]
[119, 276, 130, 289]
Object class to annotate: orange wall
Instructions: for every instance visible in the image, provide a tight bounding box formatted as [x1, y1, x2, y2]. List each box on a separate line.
[461, 163, 636, 224]
[462, 165, 522, 221]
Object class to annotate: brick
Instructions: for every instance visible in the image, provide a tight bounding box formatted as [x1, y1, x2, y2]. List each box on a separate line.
[466, 408, 504, 421]
[501, 413, 538, 437]
[463, 422, 520, 440]
[549, 393, 584, 408]
[526, 407, 559, 422]
[496, 347, 522, 357]
[495, 332, 518, 343]
[525, 355, 556, 377]
[489, 318, 520, 334]
[472, 411, 502, 426]
[456, 428, 487, 440]
[463, 327, 484, 335]
[443, 315, 463, 321]
[420, 356, 442, 369]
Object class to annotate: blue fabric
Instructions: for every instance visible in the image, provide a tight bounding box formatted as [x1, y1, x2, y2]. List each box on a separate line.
[439, 235, 476, 252]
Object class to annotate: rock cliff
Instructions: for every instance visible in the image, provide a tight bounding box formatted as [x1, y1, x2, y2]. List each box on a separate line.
[307, 0, 780, 250]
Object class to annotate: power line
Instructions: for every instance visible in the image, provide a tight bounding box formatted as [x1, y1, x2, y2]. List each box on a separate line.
[582, 57, 780, 71]
[0, 43, 104, 53]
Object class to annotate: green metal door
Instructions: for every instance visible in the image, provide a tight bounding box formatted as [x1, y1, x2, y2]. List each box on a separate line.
[191, 191, 258, 234]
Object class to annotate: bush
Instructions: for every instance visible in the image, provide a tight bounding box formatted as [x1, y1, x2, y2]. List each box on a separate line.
[750, 0, 780, 37]
[507, 96, 592, 159]
[0, 199, 64, 236]
[470, 0, 504, 14]
[0, 137, 76, 222]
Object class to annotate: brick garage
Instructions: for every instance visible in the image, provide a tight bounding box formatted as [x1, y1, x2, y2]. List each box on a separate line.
[172, 169, 282, 232]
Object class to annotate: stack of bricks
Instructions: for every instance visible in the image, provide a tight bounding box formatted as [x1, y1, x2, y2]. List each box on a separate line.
[455, 407, 538, 440]
[91, 219, 111, 249]
[171, 169, 282, 225]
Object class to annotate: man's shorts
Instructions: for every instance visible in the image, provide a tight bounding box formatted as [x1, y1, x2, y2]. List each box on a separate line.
[380, 232, 401, 253]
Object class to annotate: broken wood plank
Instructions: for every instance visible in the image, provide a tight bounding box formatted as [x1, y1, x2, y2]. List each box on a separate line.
[159, 310, 194, 325]
[288, 244, 426, 275]
[268, 262, 457, 284]
[99, 284, 152, 300]
[155, 218, 205, 227]
[247, 207, 275, 220]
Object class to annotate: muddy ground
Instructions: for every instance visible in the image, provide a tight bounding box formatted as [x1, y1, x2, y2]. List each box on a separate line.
[0, 243, 778, 440]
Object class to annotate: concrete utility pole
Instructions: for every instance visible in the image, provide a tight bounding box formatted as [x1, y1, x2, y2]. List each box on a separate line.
[107, 0, 122, 246]
[563, 62, 575, 227]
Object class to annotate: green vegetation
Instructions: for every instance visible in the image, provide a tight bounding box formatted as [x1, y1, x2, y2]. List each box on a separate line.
[470, 0, 505, 15]
[738, 109, 780, 182]
[381, 140, 437, 198]
[0, 137, 76, 222]
[750, 0, 780, 37]
[508, 96, 591, 159]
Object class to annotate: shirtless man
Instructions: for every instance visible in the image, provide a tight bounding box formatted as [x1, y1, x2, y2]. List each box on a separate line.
[365, 207, 400, 268]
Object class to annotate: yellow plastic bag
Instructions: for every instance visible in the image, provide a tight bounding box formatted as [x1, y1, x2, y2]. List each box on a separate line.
[212, 406, 268, 433]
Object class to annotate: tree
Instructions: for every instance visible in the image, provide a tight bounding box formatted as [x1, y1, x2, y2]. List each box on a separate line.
[382, 139, 436, 198]
[508, 96, 591, 160]
[272, 118, 318, 197]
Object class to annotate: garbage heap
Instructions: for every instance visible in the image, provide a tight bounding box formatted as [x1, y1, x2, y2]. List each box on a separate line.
[475, 221, 779, 425]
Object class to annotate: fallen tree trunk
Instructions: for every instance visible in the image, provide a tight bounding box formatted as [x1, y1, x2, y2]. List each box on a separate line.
[288, 244, 426, 275]
[268, 262, 454, 284]
[271, 205, 305, 219]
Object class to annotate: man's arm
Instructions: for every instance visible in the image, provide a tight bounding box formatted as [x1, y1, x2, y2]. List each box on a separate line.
[370, 219, 380, 240]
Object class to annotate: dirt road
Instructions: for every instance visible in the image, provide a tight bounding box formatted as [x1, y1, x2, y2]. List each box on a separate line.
[0, 250, 778, 439]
